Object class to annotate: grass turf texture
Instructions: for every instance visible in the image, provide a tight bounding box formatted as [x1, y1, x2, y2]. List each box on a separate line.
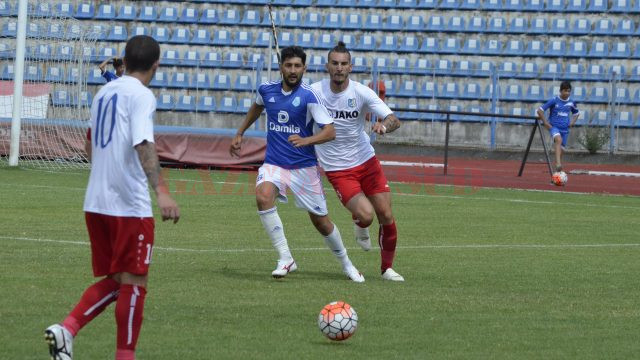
[1, 165, 639, 359]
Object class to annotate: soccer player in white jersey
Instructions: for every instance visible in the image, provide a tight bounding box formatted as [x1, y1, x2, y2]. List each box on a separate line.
[311, 42, 404, 281]
[45, 35, 180, 360]
[230, 46, 364, 282]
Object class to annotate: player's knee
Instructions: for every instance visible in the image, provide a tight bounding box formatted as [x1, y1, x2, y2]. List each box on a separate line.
[377, 209, 394, 224]
[255, 192, 274, 209]
[358, 212, 375, 227]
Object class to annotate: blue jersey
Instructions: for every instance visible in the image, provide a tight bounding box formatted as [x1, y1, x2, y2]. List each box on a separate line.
[539, 96, 579, 129]
[102, 70, 119, 82]
[256, 81, 333, 169]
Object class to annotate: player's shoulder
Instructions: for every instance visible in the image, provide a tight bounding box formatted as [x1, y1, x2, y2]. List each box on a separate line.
[300, 83, 324, 101]
[258, 80, 281, 92]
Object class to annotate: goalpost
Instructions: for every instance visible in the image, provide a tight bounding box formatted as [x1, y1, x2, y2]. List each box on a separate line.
[1, 0, 98, 169]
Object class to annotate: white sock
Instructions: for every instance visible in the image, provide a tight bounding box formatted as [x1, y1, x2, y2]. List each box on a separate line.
[324, 224, 352, 269]
[354, 223, 370, 239]
[258, 207, 292, 262]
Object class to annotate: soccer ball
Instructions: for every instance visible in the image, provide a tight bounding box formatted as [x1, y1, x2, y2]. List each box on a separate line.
[317, 301, 358, 341]
[552, 171, 568, 186]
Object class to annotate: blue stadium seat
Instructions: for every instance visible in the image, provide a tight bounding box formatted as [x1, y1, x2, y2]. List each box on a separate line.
[212, 74, 232, 90]
[508, 17, 527, 33]
[439, 38, 459, 54]
[181, 50, 200, 67]
[584, 64, 606, 81]
[630, 90, 640, 105]
[233, 75, 254, 92]
[523, 0, 544, 11]
[379, 35, 398, 52]
[474, 61, 493, 77]
[54, 2, 74, 17]
[54, 45, 73, 62]
[89, 24, 108, 41]
[615, 19, 635, 36]
[303, 12, 323, 28]
[307, 54, 325, 72]
[45, 66, 65, 83]
[426, 15, 445, 32]
[199, 9, 219, 24]
[178, 7, 198, 23]
[138, 6, 157, 22]
[630, 66, 640, 82]
[452, 60, 474, 77]
[487, 17, 507, 33]
[377, 0, 397, 8]
[570, 18, 591, 35]
[433, 59, 453, 75]
[273, 0, 294, 5]
[190, 29, 210, 45]
[405, 15, 425, 32]
[381, 80, 397, 97]
[388, 57, 410, 74]
[344, 13, 363, 29]
[481, 39, 502, 55]
[503, 40, 524, 56]
[44, 23, 64, 39]
[502, 84, 522, 101]
[529, 18, 548, 34]
[614, 111, 635, 127]
[34, 44, 52, 60]
[588, 41, 609, 58]
[94, 47, 117, 63]
[550, 18, 570, 34]
[168, 72, 190, 89]
[0, 1, 11, 16]
[504, 0, 524, 11]
[610, 0, 631, 12]
[162, 49, 180, 66]
[467, 16, 486, 32]
[197, 96, 216, 112]
[398, 0, 418, 7]
[385, 15, 404, 31]
[233, 31, 252, 47]
[95, 4, 115, 20]
[65, 67, 81, 84]
[296, 32, 316, 48]
[236, 97, 253, 114]
[563, 63, 585, 80]
[317, 34, 336, 49]
[130, 25, 149, 37]
[441, 82, 460, 99]
[498, 61, 517, 78]
[524, 84, 544, 102]
[218, 96, 238, 113]
[352, 57, 368, 73]
[575, 110, 589, 126]
[461, 38, 481, 54]
[245, 53, 264, 70]
[363, 14, 383, 31]
[116, 5, 136, 21]
[591, 111, 609, 126]
[222, 52, 244, 69]
[212, 30, 232, 46]
[156, 94, 174, 111]
[567, 40, 588, 57]
[524, 40, 544, 56]
[634, 44, 640, 59]
[483, 84, 501, 101]
[372, 57, 392, 73]
[52, 90, 72, 107]
[571, 86, 586, 102]
[446, 16, 465, 33]
[23, 65, 42, 82]
[587, 0, 608, 11]
[613, 87, 631, 104]
[546, 40, 566, 57]
[253, 32, 271, 48]
[283, 11, 302, 27]
[566, 0, 587, 11]
[158, 6, 178, 22]
[169, 28, 191, 44]
[78, 92, 94, 108]
[593, 19, 614, 35]
[74, 3, 94, 19]
[317, 0, 336, 5]
[87, 68, 105, 85]
[483, 0, 503, 10]
[412, 58, 432, 75]
[399, 36, 419, 52]
[420, 37, 439, 53]
[323, 13, 343, 29]
[339, 34, 357, 49]
[545, 0, 565, 11]
[278, 32, 295, 47]
[588, 87, 609, 103]
[461, 83, 482, 99]
[26, 23, 41, 38]
[355, 34, 376, 51]
[0, 64, 14, 80]
[610, 42, 631, 58]
[220, 9, 240, 25]
[241, 9, 261, 26]
[609, 65, 626, 79]
[106, 25, 127, 41]
[396, 80, 418, 97]
[541, 63, 562, 80]
[175, 95, 196, 112]
[417, 0, 438, 8]
[151, 26, 170, 43]
[458, 0, 477, 10]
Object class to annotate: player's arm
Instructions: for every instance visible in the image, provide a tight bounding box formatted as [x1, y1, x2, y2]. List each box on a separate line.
[135, 140, 180, 223]
[98, 57, 111, 73]
[373, 113, 401, 135]
[569, 108, 580, 127]
[230, 102, 264, 157]
[289, 123, 336, 147]
[85, 128, 92, 161]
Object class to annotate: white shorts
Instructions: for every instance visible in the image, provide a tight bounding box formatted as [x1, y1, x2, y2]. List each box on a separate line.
[256, 164, 328, 216]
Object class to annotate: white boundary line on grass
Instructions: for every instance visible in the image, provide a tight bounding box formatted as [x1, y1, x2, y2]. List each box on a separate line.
[570, 169, 640, 178]
[2, 236, 640, 253]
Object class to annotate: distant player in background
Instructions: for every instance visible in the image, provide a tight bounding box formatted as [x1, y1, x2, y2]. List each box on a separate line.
[45, 35, 180, 360]
[98, 56, 125, 82]
[311, 42, 404, 282]
[537, 81, 580, 172]
[229, 46, 364, 282]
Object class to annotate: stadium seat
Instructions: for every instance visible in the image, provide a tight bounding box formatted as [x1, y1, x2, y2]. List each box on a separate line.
[570, 18, 591, 35]
[591, 111, 609, 126]
[262, 9, 282, 27]
[169, 28, 191, 44]
[379, 35, 398, 52]
[593, 19, 614, 35]
[65, 24, 86, 40]
[302, 12, 323, 28]
[461, 83, 482, 99]
[212, 74, 231, 90]
[296, 32, 316, 48]
[567, 40, 588, 58]
[116, 5, 136, 21]
[461, 39, 481, 54]
[566, 0, 587, 11]
[230, 31, 251, 47]
[245, 53, 264, 70]
[613, 87, 631, 104]
[405, 15, 425, 32]
[22, 65, 42, 82]
[541, 63, 562, 80]
[609, 65, 626, 79]
[65, 67, 81, 84]
[378, 0, 397, 8]
[398, 0, 419, 7]
[138, 6, 157, 22]
[372, 57, 392, 73]
[151, 26, 170, 43]
[441, 82, 460, 99]
[467, 16, 486, 32]
[54, 2, 74, 17]
[74, 3, 94, 19]
[54, 45, 73, 62]
[474, 61, 493, 77]
[307, 54, 326, 72]
[222, 52, 244, 69]
[168, 72, 190, 89]
[0, 64, 15, 80]
[440, 0, 461, 9]
[94, 4, 115, 20]
[156, 94, 174, 111]
[355, 34, 376, 51]
[45, 66, 65, 83]
[550, 19, 570, 35]
[587, 0, 608, 12]
[453, 60, 474, 77]
[614, 111, 635, 127]
[588, 41, 609, 58]
[158, 6, 178, 22]
[235, 97, 253, 114]
[317, 34, 336, 49]
[412, 58, 432, 75]
[212, 30, 232, 46]
[162, 50, 180, 66]
[524, 0, 544, 11]
[584, 64, 606, 81]
[43, 23, 64, 39]
[524, 84, 544, 102]
[396, 80, 418, 97]
[503, 40, 524, 56]
[630, 90, 640, 105]
[131, 25, 149, 37]
[389, 57, 411, 74]
[502, 84, 522, 101]
[178, 7, 199, 23]
[218, 96, 238, 113]
[546, 40, 566, 57]
[383, 80, 398, 97]
[571, 86, 587, 102]
[433, 59, 453, 75]
[399, 36, 420, 53]
[343, 13, 363, 29]
[352, 57, 368, 73]
[95, 47, 117, 63]
[483, 0, 503, 10]
[323, 13, 343, 29]
[420, 37, 439, 53]
[487, 17, 507, 33]
[191, 29, 211, 45]
[446, 16, 465, 33]
[633, 45, 640, 59]
[78, 92, 94, 109]
[588, 87, 609, 103]
[86, 68, 104, 85]
[268, 53, 280, 70]
[175, 95, 196, 112]
[52, 90, 72, 107]
[33, 44, 52, 60]
[481, 39, 501, 55]
[0, 1, 11, 16]
[385, 15, 404, 31]
[197, 96, 216, 112]
[524, 40, 544, 56]
[508, 17, 527, 33]
[610, 42, 631, 58]
[240, 9, 261, 26]
[278, 32, 295, 47]
[503, 0, 524, 11]
[459, 0, 478, 10]
[106, 25, 127, 42]
[199, 9, 219, 24]
[316, 0, 336, 5]
[529, 18, 548, 34]
[545, 0, 565, 11]
[364, 14, 383, 31]
[630, 65, 640, 82]
[220, 9, 240, 25]
[498, 61, 517, 78]
[425, 15, 445, 32]
[563, 63, 585, 80]
[233, 75, 254, 92]
[25, 23, 41, 38]
[483, 84, 500, 101]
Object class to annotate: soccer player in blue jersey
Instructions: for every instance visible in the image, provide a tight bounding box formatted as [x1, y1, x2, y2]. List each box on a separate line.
[537, 81, 580, 172]
[98, 56, 125, 82]
[230, 46, 364, 282]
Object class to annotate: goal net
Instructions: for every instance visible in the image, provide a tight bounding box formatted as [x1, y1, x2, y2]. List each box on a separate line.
[0, 4, 99, 169]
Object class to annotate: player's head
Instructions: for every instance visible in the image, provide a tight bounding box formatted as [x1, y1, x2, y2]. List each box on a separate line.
[326, 41, 352, 87]
[112, 58, 124, 76]
[559, 81, 572, 100]
[280, 46, 306, 89]
[124, 35, 160, 78]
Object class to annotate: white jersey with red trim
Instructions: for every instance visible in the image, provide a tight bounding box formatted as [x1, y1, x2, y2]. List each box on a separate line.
[311, 79, 393, 171]
[83, 75, 156, 217]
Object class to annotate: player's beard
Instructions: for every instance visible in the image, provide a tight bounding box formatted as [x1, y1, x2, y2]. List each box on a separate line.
[283, 74, 302, 89]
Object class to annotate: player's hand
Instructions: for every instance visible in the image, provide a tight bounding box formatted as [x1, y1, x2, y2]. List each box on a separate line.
[288, 134, 309, 147]
[372, 122, 387, 135]
[229, 134, 243, 157]
[157, 192, 180, 224]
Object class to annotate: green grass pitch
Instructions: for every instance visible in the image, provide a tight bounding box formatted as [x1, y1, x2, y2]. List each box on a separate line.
[1, 165, 639, 359]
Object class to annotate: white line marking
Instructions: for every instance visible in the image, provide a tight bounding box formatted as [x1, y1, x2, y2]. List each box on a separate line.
[380, 160, 443, 168]
[570, 169, 640, 178]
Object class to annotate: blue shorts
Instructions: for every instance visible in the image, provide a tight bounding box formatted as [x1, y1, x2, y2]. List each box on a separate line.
[549, 127, 569, 148]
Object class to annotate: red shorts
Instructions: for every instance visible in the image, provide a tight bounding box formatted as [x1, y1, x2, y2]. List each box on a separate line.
[325, 156, 390, 205]
[85, 212, 155, 277]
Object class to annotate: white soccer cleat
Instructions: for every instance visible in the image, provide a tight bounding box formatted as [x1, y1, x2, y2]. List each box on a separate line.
[44, 324, 73, 360]
[354, 224, 372, 251]
[343, 265, 365, 283]
[271, 259, 297, 278]
[381, 268, 405, 282]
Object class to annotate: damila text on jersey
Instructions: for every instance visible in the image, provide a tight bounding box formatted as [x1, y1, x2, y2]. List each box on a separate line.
[269, 122, 301, 133]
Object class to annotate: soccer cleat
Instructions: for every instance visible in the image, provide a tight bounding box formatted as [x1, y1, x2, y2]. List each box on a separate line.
[44, 324, 73, 360]
[381, 268, 405, 282]
[343, 265, 365, 283]
[354, 224, 371, 251]
[555, 164, 563, 172]
[271, 259, 297, 278]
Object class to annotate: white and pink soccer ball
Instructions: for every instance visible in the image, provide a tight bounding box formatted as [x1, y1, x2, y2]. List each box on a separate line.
[552, 171, 568, 186]
[317, 301, 358, 341]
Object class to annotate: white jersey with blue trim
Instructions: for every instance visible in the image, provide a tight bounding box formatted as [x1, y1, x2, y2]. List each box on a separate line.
[256, 81, 333, 169]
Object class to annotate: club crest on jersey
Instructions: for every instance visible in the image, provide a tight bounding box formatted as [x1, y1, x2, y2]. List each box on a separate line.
[292, 96, 301, 107]
[348, 98, 356, 108]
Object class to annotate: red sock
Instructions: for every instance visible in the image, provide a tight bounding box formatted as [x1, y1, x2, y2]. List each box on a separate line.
[379, 222, 398, 273]
[62, 277, 120, 336]
[352, 213, 368, 228]
[115, 284, 146, 356]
